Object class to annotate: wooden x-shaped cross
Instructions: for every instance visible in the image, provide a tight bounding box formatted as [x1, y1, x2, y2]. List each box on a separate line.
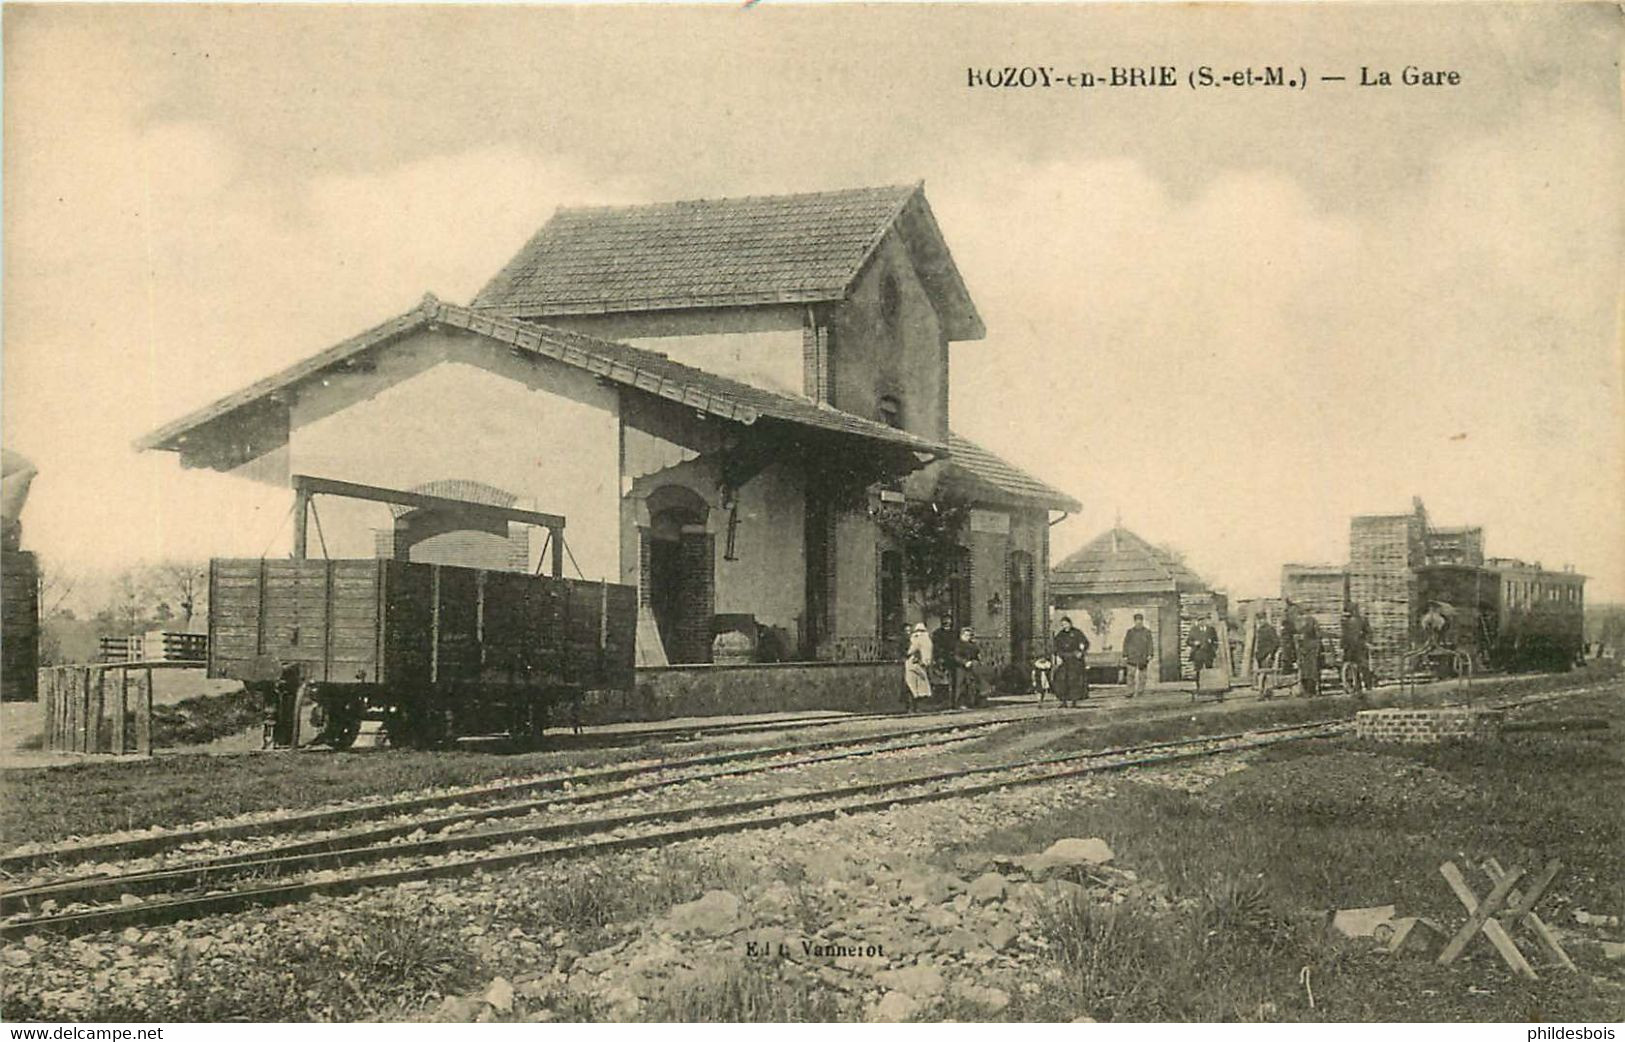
[1438, 861, 1535, 978]
[1483, 857, 1575, 972]
[1436, 858, 1570, 980]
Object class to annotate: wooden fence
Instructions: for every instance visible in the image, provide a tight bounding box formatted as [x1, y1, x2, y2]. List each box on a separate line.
[39, 663, 159, 755]
[98, 632, 208, 664]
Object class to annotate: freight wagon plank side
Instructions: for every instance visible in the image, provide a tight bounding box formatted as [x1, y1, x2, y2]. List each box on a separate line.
[209, 559, 384, 683]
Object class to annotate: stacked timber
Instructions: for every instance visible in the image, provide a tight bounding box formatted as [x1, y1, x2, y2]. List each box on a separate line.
[1281, 565, 1347, 667]
[1350, 511, 1427, 572]
[1349, 568, 1417, 679]
[1349, 506, 1428, 679]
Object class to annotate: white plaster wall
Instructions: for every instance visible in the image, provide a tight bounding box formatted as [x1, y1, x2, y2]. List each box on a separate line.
[625, 330, 803, 398]
[240, 328, 621, 581]
[715, 460, 805, 632]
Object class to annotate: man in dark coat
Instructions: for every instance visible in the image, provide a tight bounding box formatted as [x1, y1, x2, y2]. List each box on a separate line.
[1279, 604, 1299, 672]
[954, 627, 984, 709]
[1296, 613, 1323, 696]
[930, 617, 957, 706]
[1186, 616, 1219, 691]
[1122, 612, 1155, 698]
[1254, 614, 1281, 671]
[1341, 605, 1373, 693]
[1051, 616, 1090, 707]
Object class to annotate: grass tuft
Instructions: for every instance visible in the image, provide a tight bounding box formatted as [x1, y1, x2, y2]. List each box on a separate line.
[638, 963, 843, 1022]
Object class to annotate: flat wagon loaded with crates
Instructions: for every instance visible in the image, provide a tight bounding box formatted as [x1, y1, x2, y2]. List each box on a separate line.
[208, 477, 636, 749]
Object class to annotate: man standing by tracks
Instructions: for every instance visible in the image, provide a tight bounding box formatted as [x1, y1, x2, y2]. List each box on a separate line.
[1279, 602, 1300, 675]
[1254, 611, 1281, 674]
[1122, 612, 1154, 699]
[1185, 614, 1220, 694]
[1341, 604, 1374, 695]
[1296, 612, 1323, 696]
[954, 626, 984, 709]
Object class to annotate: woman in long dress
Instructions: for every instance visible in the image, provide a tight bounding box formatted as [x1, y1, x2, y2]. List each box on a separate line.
[904, 623, 933, 711]
[1051, 616, 1090, 707]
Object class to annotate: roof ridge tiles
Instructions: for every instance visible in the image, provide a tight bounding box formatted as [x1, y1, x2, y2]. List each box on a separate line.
[552, 182, 919, 216]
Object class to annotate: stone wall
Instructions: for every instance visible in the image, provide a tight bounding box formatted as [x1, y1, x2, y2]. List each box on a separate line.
[1354, 707, 1504, 744]
[578, 661, 903, 725]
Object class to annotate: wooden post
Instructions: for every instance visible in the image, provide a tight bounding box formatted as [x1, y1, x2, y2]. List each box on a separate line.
[113, 667, 129, 755]
[92, 670, 108, 753]
[40, 670, 56, 752]
[134, 669, 152, 756]
[54, 669, 66, 751]
[59, 670, 70, 752]
[293, 487, 311, 560]
[1241, 613, 1256, 683]
[429, 565, 441, 684]
[72, 668, 87, 752]
[551, 526, 564, 579]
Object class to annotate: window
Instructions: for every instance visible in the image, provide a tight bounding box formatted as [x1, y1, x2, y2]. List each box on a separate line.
[878, 394, 903, 429]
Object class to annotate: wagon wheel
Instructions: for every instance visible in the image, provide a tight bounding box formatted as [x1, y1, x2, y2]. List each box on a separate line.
[248, 681, 280, 750]
[291, 680, 327, 748]
[1453, 648, 1476, 689]
[324, 697, 363, 750]
[382, 698, 443, 750]
[505, 702, 543, 749]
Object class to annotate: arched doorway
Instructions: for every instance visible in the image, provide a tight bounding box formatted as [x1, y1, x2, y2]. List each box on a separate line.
[643, 486, 714, 664]
[389, 479, 528, 572]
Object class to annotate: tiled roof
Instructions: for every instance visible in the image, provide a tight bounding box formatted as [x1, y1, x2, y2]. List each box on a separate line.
[940, 434, 1080, 512]
[472, 183, 983, 339]
[137, 296, 947, 458]
[1051, 526, 1211, 593]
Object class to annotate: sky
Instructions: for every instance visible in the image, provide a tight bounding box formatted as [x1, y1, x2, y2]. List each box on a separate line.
[4, 3, 1622, 607]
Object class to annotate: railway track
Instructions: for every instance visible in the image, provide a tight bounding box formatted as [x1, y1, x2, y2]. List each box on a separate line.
[0, 718, 1347, 941]
[1, 674, 1610, 942]
[0, 710, 1052, 876]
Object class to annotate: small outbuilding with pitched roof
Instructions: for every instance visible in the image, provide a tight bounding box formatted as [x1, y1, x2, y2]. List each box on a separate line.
[1049, 526, 1226, 683]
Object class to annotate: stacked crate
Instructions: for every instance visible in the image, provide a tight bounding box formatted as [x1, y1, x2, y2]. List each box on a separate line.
[1349, 511, 1425, 679]
[1281, 566, 1347, 667]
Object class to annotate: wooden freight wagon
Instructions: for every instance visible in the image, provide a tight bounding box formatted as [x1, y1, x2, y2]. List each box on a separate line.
[210, 557, 636, 748]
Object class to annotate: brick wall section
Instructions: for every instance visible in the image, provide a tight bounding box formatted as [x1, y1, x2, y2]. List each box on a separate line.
[672, 533, 715, 663]
[1355, 707, 1504, 744]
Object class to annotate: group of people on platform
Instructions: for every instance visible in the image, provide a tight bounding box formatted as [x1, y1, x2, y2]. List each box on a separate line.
[902, 618, 985, 711]
[903, 598, 1390, 709]
[1252, 601, 1375, 696]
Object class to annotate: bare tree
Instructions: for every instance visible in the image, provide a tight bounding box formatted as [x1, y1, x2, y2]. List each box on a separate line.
[102, 569, 150, 638]
[147, 560, 208, 627]
[33, 557, 77, 617]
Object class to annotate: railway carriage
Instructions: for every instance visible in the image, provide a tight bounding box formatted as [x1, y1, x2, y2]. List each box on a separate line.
[1414, 563, 1584, 674]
